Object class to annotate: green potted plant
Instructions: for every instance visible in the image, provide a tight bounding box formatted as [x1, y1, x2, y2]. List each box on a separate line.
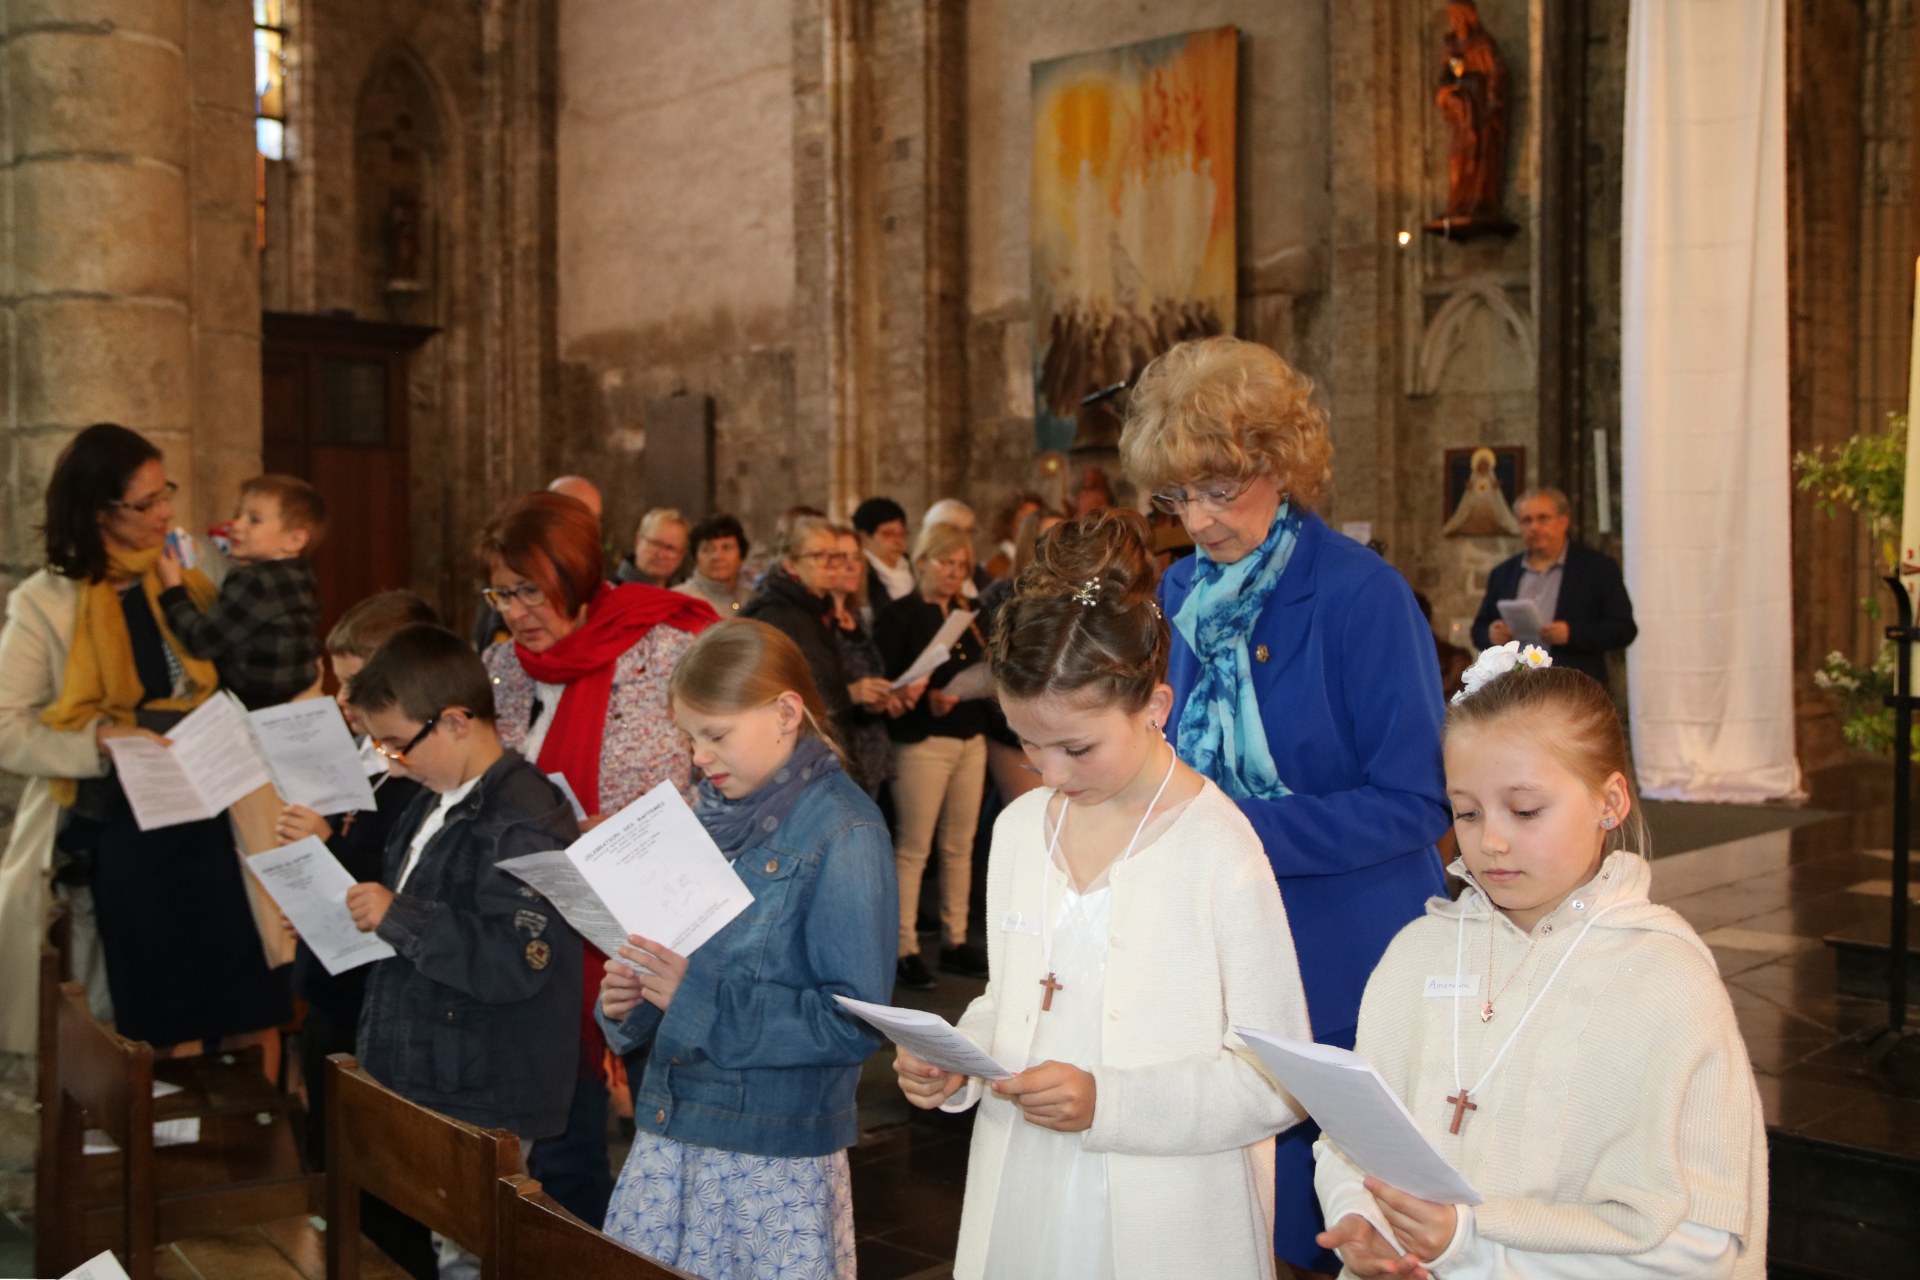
[1795, 411, 1911, 752]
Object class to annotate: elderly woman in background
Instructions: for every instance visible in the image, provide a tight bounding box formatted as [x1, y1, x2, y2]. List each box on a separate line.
[0, 424, 290, 1062]
[614, 507, 691, 589]
[480, 490, 718, 1225]
[822, 521, 913, 800]
[874, 521, 991, 991]
[853, 496, 916, 608]
[673, 513, 753, 617]
[742, 513, 893, 794]
[1120, 337, 1450, 1277]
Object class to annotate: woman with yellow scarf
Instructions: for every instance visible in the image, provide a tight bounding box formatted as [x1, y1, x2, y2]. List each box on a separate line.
[0, 424, 292, 1057]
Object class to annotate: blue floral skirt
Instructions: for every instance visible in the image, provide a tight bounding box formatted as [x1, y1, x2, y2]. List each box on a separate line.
[603, 1132, 856, 1280]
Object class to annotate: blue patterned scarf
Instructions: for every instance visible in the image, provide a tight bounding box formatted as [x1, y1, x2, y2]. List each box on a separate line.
[1170, 506, 1302, 801]
[694, 734, 840, 860]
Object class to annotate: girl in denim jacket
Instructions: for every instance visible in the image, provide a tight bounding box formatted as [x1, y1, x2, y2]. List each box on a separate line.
[598, 619, 896, 1280]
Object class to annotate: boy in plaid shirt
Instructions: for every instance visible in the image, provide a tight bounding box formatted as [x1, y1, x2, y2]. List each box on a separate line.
[158, 474, 325, 708]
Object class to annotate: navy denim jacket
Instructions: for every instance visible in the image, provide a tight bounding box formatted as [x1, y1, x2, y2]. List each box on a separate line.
[359, 750, 583, 1140]
[598, 767, 896, 1158]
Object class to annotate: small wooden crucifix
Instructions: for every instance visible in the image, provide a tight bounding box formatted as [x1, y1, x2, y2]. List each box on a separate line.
[1446, 1090, 1478, 1135]
[1038, 971, 1064, 1011]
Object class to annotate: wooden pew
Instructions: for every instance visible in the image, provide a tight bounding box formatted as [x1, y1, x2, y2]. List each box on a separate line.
[494, 1175, 699, 1280]
[324, 1054, 522, 1280]
[34, 965, 316, 1279]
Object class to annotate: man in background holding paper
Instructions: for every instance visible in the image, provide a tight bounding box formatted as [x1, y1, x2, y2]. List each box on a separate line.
[1471, 488, 1637, 688]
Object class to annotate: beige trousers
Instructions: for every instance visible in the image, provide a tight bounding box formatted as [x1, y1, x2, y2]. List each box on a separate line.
[892, 733, 988, 955]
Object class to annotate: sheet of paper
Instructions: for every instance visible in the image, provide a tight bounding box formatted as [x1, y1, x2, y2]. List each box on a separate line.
[244, 837, 395, 976]
[62, 1249, 134, 1280]
[939, 662, 993, 702]
[833, 996, 1014, 1080]
[102, 735, 214, 831]
[1495, 598, 1544, 644]
[152, 1080, 183, 1099]
[157, 692, 276, 819]
[568, 782, 754, 956]
[1235, 1028, 1481, 1205]
[496, 849, 633, 961]
[890, 609, 977, 689]
[83, 1115, 201, 1156]
[251, 699, 378, 815]
[547, 772, 590, 822]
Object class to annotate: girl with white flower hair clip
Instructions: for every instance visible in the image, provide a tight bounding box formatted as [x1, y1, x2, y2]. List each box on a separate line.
[1313, 660, 1769, 1279]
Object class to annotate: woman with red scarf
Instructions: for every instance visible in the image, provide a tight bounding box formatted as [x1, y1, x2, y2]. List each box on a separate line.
[478, 491, 718, 1225]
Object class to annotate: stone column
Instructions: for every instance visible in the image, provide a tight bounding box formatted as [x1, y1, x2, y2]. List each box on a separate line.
[792, 0, 968, 520]
[187, 0, 266, 531]
[0, 0, 259, 590]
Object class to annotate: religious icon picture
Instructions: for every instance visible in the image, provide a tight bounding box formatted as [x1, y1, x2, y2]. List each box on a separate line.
[1441, 445, 1524, 537]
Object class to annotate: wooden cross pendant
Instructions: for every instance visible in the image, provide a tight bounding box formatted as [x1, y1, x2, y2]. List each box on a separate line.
[1446, 1090, 1477, 1135]
[1038, 971, 1064, 1012]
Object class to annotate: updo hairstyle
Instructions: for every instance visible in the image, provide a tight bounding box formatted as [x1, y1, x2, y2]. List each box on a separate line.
[989, 508, 1168, 714]
[1446, 664, 1649, 857]
[1120, 336, 1334, 508]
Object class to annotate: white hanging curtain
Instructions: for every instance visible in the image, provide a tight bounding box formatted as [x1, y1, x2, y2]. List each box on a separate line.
[1621, 0, 1802, 802]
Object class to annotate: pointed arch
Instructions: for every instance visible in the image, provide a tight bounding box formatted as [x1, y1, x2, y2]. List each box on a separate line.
[1410, 278, 1538, 397]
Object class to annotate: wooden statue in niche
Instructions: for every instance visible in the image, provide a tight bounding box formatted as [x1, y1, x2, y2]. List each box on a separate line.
[1427, 0, 1516, 239]
[384, 113, 424, 293]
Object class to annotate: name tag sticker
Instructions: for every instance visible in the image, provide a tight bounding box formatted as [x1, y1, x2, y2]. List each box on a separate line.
[1424, 974, 1483, 998]
[1001, 912, 1038, 936]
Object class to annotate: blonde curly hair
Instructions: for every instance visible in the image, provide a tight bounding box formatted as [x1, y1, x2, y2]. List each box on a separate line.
[1119, 337, 1334, 508]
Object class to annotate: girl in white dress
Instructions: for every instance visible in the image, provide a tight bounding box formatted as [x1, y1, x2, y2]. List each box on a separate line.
[894, 510, 1312, 1280]
[1313, 645, 1767, 1278]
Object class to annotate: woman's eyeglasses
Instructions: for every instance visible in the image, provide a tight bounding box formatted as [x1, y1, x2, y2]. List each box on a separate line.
[1149, 479, 1253, 516]
[480, 582, 548, 611]
[106, 481, 179, 515]
[372, 713, 442, 764]
[794, 551, 856, 568]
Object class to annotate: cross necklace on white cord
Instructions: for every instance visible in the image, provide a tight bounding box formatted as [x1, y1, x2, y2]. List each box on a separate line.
[1036, 749, 1177, 1012]
[1446, 893, 1614, 1134]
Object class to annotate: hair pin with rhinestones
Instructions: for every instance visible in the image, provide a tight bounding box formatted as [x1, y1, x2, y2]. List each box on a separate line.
[1071, 578, 1099, 607]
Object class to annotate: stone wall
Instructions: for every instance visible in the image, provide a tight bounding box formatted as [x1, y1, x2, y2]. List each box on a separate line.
[289, 0, 556, 622]
[558, 0, 801, 548]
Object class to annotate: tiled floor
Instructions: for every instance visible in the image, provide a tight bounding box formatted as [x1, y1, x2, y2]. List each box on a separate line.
[1646, 807, 1920, 1161]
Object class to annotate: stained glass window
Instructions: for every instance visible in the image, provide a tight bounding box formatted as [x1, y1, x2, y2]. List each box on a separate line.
[254, 0, 287, 160]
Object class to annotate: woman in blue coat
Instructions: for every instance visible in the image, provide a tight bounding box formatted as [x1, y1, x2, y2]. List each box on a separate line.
[1119, 337, 1451, 1276]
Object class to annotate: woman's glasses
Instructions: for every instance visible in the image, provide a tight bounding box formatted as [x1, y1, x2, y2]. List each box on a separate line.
[1148, 478, 1253, 516]
[480, 582, 548, 611]
[106, 481, 178, 515]
[794, 551, 856, 568]
[372, 714, 442, 764]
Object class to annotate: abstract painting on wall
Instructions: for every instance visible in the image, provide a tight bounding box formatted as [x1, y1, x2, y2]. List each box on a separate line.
[1031, 26, 1237, 454]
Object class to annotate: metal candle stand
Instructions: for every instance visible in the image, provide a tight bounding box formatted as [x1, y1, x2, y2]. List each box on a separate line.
[1869, 574, 1919, 1057]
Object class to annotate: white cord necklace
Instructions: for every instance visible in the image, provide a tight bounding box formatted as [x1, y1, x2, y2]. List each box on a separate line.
[1446, 889, 1616, 1134]
[1036, 748, 1177, 1013]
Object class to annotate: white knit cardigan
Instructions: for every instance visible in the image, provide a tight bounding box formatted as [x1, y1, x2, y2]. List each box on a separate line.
[1315, 852, 1768, 1279]
[942, 782, 1311, 1280]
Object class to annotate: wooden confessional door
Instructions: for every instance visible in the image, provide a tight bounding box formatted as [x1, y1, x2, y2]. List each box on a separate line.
[261, 312, 437, 635]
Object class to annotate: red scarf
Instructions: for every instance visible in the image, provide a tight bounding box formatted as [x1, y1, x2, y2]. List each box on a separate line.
[514, 582, 717, 1086]
[515, 582, 717, 814]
